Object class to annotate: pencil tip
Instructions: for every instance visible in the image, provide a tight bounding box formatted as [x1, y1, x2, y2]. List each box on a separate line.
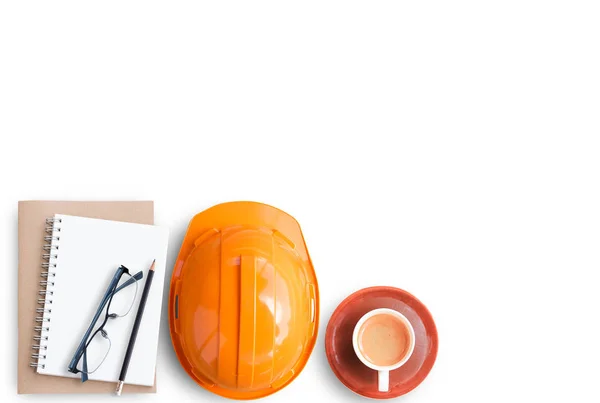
[150, 259, 156, 271]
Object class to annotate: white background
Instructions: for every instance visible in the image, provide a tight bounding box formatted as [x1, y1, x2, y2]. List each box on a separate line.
[1, 1, 599, 402]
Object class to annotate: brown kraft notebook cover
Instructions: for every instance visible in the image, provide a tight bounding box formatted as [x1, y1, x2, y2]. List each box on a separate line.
[17, 201, 156, 394]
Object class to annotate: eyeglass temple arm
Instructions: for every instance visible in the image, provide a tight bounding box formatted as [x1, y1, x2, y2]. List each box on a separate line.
[114, 271, 143, 294]
[67, 267, 143, 376]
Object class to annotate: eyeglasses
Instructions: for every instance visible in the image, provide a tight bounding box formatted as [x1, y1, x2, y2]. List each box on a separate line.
[68, 265, 143, 382]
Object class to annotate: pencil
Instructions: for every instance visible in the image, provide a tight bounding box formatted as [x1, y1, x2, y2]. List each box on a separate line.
[115, 259, 156, 396]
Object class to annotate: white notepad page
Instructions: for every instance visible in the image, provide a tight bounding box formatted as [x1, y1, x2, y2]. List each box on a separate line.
[37, 214, 169, 386]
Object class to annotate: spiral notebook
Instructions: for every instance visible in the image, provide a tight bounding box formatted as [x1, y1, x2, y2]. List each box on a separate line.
[18, 201, 167, 394]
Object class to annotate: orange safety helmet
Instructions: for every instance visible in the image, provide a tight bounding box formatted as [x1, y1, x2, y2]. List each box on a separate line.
[168, 202, 319, 400]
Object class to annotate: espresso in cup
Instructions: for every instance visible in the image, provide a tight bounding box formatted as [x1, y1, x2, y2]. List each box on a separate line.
[352, 308, 415, 392]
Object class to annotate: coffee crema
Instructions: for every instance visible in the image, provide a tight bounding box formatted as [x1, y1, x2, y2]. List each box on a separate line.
[357, 313, 411, 367]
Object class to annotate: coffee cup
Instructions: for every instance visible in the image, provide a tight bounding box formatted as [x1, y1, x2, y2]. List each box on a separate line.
[352, 308, 416, 392]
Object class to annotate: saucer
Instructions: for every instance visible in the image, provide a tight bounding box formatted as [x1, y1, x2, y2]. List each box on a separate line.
[325, 287, 438, 399]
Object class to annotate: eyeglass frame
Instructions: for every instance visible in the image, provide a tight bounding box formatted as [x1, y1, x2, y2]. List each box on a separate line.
[67, 265, 143, 381]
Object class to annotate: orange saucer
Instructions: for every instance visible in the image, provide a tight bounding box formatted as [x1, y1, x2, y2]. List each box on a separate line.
[325, 287, 438, 399]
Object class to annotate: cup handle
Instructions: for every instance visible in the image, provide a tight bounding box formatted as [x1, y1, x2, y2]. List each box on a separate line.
[378, 370, 389, 392]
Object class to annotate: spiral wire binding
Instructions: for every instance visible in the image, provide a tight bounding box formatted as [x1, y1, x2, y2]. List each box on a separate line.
[30, 217, 61, 369]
